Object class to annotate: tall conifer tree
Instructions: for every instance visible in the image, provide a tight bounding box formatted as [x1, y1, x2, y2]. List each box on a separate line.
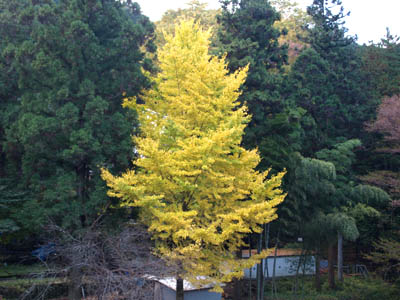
[0, 0, 154, 234]
[215, 0, 301, 171]
[288, 0, 376, 153]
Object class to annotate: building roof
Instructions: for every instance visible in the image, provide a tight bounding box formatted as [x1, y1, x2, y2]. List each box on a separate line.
[153, 276, 218, 291]
[242, 249, 304, 258]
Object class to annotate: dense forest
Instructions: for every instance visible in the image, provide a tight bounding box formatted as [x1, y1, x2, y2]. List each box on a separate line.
[0, 0, 399, 299]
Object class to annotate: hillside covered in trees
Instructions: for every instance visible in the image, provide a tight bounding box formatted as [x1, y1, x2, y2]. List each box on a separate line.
[0, 0, 399, 299]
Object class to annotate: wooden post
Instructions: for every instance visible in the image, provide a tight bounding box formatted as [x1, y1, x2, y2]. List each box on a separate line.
[315, 253, 321, 292]
[328, 244, 336, 289]
[176, 277, 184, 300]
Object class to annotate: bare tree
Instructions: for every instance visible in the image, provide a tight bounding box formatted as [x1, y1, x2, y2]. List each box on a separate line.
[23, 223, 174, 300]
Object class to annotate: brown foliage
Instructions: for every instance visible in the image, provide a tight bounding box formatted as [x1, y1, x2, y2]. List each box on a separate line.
[367, 94, 400, 153]
[364, 95, 400, 206]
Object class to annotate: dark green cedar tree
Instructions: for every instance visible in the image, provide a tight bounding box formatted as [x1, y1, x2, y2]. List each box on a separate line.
[215, 0, 302, 171]
[287, 0, 377, 155]
[360, 29, 400, 98]
[0, 0, 155, 234]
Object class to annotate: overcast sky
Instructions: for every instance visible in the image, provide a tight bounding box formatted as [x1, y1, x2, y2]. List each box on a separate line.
[135, 0, 400, 45]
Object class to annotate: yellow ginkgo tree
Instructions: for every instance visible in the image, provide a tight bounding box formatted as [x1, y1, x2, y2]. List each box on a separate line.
[101, 19, 286, 294]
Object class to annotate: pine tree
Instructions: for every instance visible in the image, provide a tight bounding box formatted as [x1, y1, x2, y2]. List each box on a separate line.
[102, 20, 286, 296]
[287, 0, 377, 154]
[0, 178, 27, 241]
[360, 29, 400, 98]
[302, 0, 354, 56]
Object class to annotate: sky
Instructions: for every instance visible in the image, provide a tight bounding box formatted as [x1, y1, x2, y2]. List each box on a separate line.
[135, 0, 400, 45]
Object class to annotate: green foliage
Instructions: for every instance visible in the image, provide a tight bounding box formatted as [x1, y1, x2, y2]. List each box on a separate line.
[0, 277, 68, 300]
[259, 275, 400, 300]
[352, 184, 390, 208]
[336, 276, 400, 300]
[342, 203, 381, 248]
[0, 264, 45, 278]
[287, 46, 374, 155]
[365, 238, 400, 281]
[286, 0, 377, 156]
[0, 0, 154, 232]
[315, 296, 338, 300]
[0, 178, 30, 241]
[302, 0, 354, 56]
[215, 0, 302, 171]
[216, 0, 287, 70]
[311, 140, 387, 238]
[304, 211, 358, 248]
[282, 153, 336, 239]
[361, 29, 400, 98]
[328, 213, 358, 241]
[283, 138, 388, 257]
[316, 139, 361, 176]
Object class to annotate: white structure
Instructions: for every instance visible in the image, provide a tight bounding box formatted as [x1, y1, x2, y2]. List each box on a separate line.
[153, 277, 221, 300]
[243, 249, 315, 279]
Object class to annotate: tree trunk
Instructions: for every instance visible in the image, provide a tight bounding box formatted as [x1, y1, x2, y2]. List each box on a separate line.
[293, 249, 304, 294]
[248, 235, 252, 300]
[233, 249, 242, 300]
[256, 232, 263, 300]
[233, 277, 242, 300]
[260, 223, 269, 300]
[315, 253, 321, 292]
[176, 277, 184, 300]
[328, 244, 336, 289]
[337, 232, 343, 282]
[271, 229, 280, 298]
[68, 266, 82, 300]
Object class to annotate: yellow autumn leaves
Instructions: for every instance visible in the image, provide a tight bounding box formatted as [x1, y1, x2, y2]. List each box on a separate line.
[101, 19, 285, 290]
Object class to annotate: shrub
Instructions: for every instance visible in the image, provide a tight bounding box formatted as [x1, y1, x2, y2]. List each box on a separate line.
[316, 296, 339, 300]
[336, 276, 400, 300]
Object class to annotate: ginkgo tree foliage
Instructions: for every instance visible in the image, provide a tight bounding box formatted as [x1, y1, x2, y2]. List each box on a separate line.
[102, 19, 286, 291]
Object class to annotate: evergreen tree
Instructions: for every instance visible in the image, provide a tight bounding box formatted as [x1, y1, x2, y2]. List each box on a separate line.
[102, 20, 286, 298]
[0, 0, 29, 179]
[0, 178, 26, 241]
[287, 0, 377, 154]
[0, 0, 154, 233]
[360, 29, 400, 98]
[302, 0, 354, 56]
[215, 0, 301, 171]
[284, 139, 390, 289]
